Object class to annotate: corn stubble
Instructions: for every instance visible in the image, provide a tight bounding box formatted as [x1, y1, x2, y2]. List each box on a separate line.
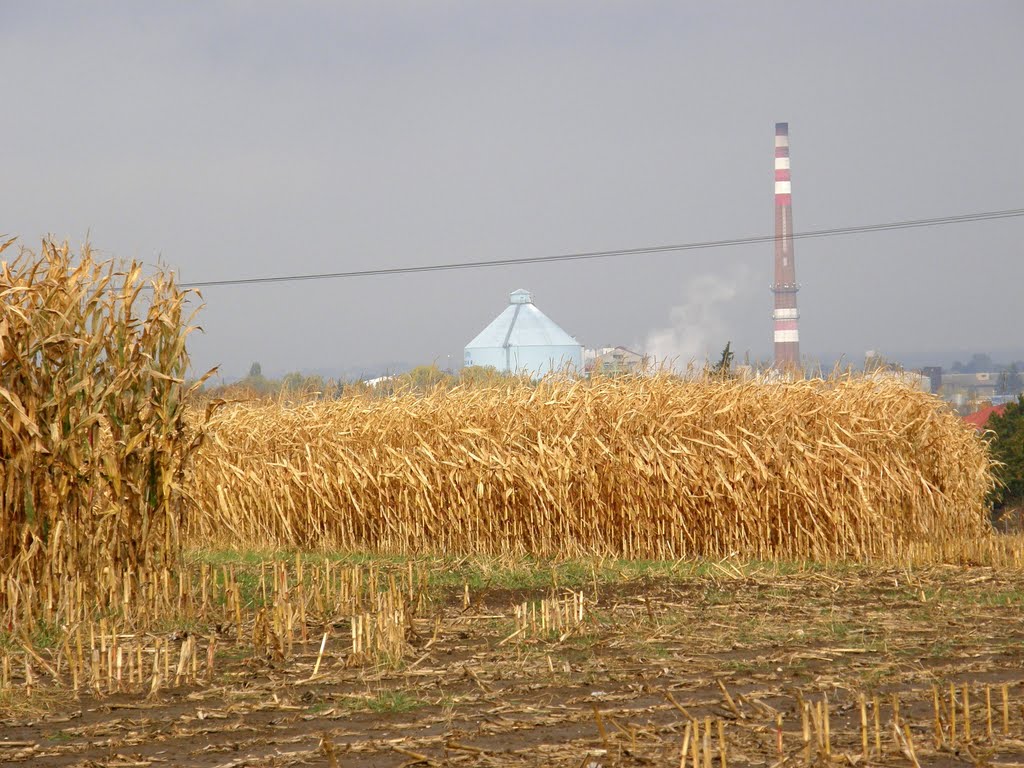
[0, 558, 422, 699]
[191, 374, 996, 562]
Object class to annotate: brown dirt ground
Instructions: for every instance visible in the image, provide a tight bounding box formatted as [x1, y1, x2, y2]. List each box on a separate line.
[4, 566, 1024, 767]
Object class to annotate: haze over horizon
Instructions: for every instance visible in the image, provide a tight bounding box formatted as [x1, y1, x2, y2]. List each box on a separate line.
[2, 2, 1021, 380]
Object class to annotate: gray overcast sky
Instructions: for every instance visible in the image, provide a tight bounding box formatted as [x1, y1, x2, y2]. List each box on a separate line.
[2, 1, 1022, 379]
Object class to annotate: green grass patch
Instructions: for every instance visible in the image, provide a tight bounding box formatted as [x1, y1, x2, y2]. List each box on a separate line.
[184, 548, 871, 598]
[349, 690, 423, 714]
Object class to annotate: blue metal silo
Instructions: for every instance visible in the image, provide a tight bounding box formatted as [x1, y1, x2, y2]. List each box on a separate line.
[464, 289, 583, 376]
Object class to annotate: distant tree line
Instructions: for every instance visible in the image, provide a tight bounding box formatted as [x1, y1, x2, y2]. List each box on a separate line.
[950, 352, 1024, 375]
[199, 362, 526, 400]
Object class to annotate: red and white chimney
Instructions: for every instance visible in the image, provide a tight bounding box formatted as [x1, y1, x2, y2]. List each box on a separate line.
[772, 122, 800, 370]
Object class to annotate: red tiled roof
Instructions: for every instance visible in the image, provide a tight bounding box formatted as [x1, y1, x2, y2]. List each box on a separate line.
[963, 404, 1007, 430]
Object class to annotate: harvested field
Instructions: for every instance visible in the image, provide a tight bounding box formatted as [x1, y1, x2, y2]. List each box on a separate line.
[4, 556, 1024, 767]
[3, 240, 1021, 768]
[190, 375, 994, 562]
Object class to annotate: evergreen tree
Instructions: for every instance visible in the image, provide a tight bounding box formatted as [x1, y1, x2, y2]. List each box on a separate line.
[988, 394, 1024, 508]
[712, 342, 734, 378]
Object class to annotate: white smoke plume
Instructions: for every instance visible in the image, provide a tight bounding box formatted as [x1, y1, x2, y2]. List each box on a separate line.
[644, 268, 751, 372]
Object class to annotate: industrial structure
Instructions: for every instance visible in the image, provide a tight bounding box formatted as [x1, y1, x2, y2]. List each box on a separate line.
[464, 289, 583, 376]
[584, 346, 649, 376]
[772, 122, 801, 370]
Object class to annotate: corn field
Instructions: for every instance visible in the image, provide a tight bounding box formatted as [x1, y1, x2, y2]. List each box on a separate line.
[0, 238, 1002, 644]
[190, 374, 995, 561]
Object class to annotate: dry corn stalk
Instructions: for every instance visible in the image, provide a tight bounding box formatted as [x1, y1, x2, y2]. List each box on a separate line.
[188, 373, 995, 562]
[0, 238, 212, 633]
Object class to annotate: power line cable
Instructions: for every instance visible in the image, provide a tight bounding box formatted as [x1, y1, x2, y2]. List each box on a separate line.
[179, 207, 1024, 289]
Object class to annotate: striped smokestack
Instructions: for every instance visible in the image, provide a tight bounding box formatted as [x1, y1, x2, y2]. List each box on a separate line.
[772, 122, 800, 370]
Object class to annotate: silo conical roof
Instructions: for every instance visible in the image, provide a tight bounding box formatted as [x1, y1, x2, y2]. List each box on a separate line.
[465, 289, 579, 349]
[464, 289, 583, 375]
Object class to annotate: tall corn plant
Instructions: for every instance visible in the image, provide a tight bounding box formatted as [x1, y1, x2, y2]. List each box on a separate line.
[0, 238, 211, 632]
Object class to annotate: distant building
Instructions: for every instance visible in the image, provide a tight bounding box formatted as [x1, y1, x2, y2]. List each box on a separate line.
[464, 289, 583, 376]
[941, 372, 999, 402]
[585, 346, 649, 376]
[863, 351, 931, 391]
[903, 372, 932, 393]
[866, 369, 931, 392]
[921, 366, 943, 394]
